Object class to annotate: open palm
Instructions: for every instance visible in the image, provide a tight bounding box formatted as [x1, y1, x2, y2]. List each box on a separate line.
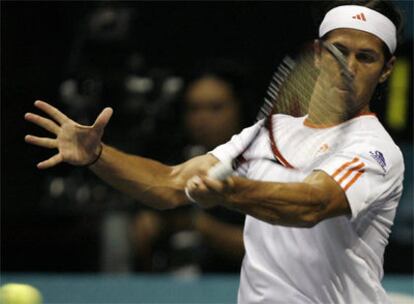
[25, 100, 113, 169]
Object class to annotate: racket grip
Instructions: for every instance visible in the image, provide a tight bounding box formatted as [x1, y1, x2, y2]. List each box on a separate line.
[207, 161, 234, 180]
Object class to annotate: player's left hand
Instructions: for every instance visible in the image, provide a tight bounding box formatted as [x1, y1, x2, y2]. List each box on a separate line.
[186, 175, 234, 208]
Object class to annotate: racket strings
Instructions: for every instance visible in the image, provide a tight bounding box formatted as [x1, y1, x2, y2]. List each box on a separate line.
[260, 45, 354, 164]
[269, 52, 353, 125]
[265, 55, 318, 119]
[232, 42, 355, 172]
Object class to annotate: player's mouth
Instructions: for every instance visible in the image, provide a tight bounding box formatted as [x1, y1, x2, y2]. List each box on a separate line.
[335, 81, 354, 92]
[332, 84, 350, 93]
[336, 87, 351, 92]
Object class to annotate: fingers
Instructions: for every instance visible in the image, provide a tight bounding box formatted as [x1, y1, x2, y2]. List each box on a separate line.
[187, 175, 202, 188]
[185, 176, 226, 209]
[25, 112, 60, 134]
[25, 135, 57, 149]
[37, 153, 63, 170]
[200, 176, 225, 192]
[186, 176, 209, 193]
[34, 100, 69, 124]
[187, 175, 223, 193]
[93, 107, 113, 130]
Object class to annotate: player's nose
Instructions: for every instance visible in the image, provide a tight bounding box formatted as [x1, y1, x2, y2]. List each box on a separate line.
[345, 56, 358, 77]
[339, 56, 356, 86]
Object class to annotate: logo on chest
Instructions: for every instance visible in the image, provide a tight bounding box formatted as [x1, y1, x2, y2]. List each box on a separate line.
[317, 143, 330, 154]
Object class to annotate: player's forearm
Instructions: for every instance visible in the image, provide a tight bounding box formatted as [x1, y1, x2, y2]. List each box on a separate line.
[90, 144, 186, 209]
[223, 177, 328, 227]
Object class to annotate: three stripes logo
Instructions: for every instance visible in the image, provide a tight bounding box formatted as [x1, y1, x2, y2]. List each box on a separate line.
[332, 157, 365, 191]
[352, 13, 366, 21]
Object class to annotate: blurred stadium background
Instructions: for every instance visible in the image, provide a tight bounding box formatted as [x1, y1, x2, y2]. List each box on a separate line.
[2, 1, 413, 303]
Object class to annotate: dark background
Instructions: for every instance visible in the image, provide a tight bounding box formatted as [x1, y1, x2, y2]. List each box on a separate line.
[2, 1, 413, 273]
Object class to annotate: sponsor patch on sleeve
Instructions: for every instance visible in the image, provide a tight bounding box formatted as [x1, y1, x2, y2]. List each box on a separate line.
[369, 150, 387, 174]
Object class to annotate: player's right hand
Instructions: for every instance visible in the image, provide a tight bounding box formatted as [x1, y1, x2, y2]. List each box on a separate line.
[25, 100, 113, 169]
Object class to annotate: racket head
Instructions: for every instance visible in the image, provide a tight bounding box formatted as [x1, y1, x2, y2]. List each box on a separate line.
[210, 40, 359, 176]
[264, 40, 358, 125]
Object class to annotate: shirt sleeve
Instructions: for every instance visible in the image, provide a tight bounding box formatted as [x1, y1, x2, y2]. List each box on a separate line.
[315, 143, 404, 220]
[209, 120, 263, 164]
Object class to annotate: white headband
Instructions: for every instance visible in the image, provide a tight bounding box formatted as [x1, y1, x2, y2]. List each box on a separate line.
[319, 5, 397, 53]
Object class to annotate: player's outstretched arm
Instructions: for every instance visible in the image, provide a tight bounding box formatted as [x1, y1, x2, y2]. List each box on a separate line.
[25, 100, 219, 209]
[89, 146, 218, 209]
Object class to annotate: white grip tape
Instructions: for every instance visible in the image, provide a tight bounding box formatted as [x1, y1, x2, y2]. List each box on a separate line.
[207, 161, 234, 180]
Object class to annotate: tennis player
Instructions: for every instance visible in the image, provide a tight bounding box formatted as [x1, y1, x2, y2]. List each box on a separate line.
[25, 1, 404, 303]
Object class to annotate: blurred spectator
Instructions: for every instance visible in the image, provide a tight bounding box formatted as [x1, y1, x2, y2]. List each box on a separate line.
[132, 61, 257, 273]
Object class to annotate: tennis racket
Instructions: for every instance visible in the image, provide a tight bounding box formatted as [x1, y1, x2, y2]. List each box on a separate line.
[207, 40, 356, 180]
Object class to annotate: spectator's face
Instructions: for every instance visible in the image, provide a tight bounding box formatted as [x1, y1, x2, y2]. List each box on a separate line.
[318, 28, 395, 114]
[184, 77, 241, 149]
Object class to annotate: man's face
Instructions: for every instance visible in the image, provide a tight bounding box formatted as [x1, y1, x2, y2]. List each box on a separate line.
[184, 77, 241, 149]
[318, 28, 395, 115]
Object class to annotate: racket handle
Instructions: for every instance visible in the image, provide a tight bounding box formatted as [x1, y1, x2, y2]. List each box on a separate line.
[207, 161, 234, 180]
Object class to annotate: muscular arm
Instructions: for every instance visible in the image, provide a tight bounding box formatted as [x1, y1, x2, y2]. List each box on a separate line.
[25, 100, 219, 210]
[90, 145, 219, 209]
[189, 170, 350, 227]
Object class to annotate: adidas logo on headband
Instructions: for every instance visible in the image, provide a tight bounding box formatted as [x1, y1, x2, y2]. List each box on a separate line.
[352, 13, 366, 21]
[319, 5, 397, 53]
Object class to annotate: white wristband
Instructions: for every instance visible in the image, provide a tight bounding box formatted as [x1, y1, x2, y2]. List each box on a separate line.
[185, 187, 198, 204]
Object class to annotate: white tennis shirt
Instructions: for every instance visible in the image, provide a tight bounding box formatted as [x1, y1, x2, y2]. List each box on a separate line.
[210, 114, 404, 304]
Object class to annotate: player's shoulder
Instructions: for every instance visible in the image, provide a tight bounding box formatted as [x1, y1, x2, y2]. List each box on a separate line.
[342, 115, 404, 174]
[344, 115, 398, 149]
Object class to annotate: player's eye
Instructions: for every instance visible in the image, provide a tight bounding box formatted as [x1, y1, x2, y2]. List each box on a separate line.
[332, 43, 349, 57]
[356, 52, 376, 63]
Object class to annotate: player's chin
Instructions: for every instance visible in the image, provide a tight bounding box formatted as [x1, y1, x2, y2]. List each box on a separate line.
[329, 88, 351, 106]
[333, 87, 356, 104]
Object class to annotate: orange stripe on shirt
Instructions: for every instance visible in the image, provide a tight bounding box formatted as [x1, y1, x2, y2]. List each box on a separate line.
[337, 162, 366, 185]
[332, 157, 360, 178]
[343, 170, 365, 191]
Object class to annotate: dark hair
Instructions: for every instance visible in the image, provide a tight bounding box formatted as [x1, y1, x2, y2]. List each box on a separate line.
[313, 0, 404, 59]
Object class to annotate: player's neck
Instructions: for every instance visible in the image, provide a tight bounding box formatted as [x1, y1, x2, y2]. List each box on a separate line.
[306, 105, 373, 128]
[305, 110, 345, 127]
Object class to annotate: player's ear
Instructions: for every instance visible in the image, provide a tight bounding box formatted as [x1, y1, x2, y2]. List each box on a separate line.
[379, 56, 396, 84]
[314, 39, 322, 68]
